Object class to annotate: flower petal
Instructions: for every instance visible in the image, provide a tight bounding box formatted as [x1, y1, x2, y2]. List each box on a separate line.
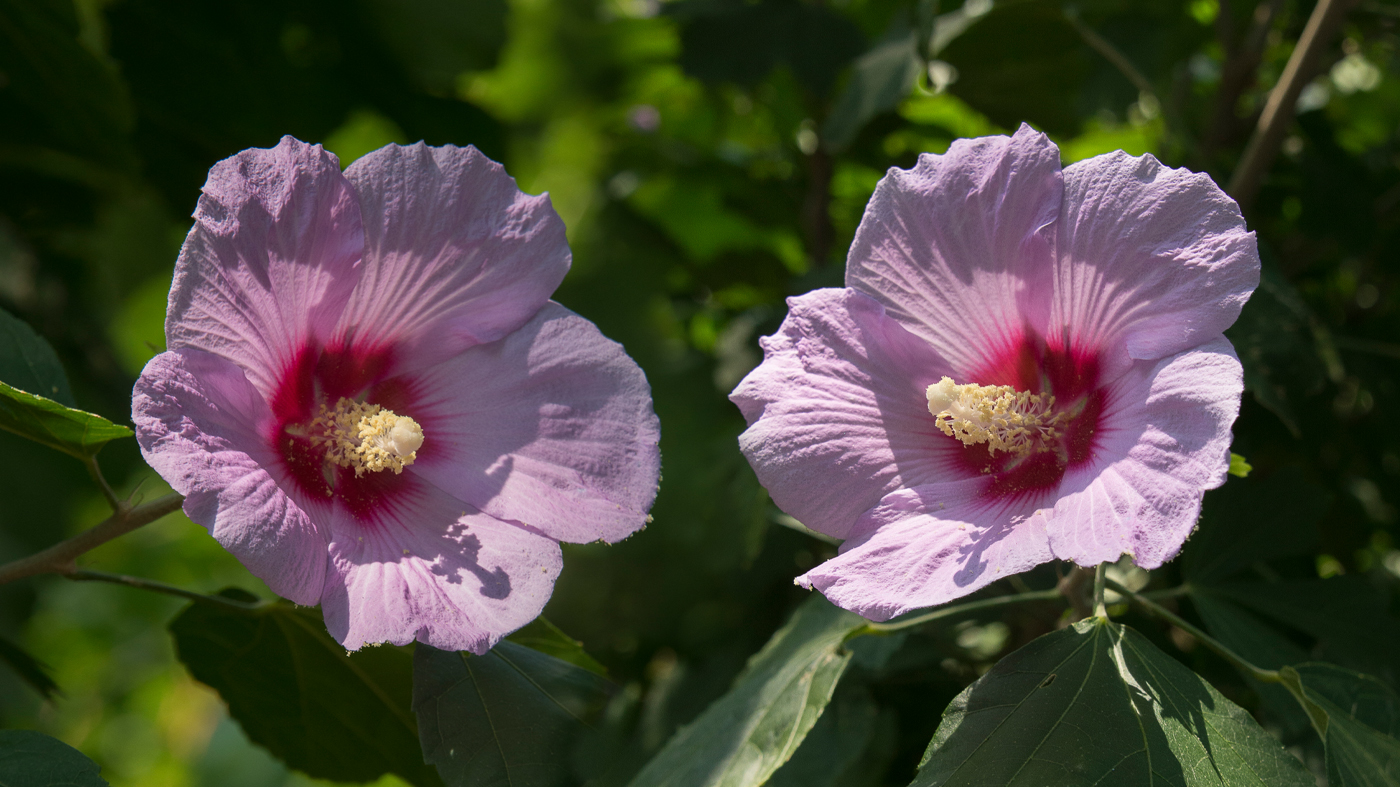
[1052, 152, 1259, 378]
[1045, 337, 1244, 568]
[731, 288, 965, 539]
[167, 137, 363, 398]
[320, 475, 562, 653]
[844, 124, 1061, 376]
[797, 480, 1051, 621]
[408, 302, 660, 544]
[132, 349, 329, 604]
[340, 143, 570, 371]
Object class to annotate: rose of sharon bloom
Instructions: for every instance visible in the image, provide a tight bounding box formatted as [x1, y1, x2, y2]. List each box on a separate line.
[133, 137, 660, 652]
[731, 125, 1257, 621]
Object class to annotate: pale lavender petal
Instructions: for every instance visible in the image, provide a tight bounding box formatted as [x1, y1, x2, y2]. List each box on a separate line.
[320, 475, 562, 653]
[1051, 152, 1259, 378]
[167, 137, 363, 398]
[339, 143, 570, 371]
[408, 302, 659, 544]
[1045, 336, 1243, 568]
[844, 124, 1061, 376]
[796, 480, 1052, 621]
[132, 349, 329, 604]
[731, 288, 969, 539]
[408, 303, 663, 543]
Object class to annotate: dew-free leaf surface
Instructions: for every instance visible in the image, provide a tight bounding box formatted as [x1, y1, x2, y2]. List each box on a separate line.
[0, 729, 108, 786]
[506, 615, 608, 676]
[911, 617, 1313, 786]
[627, 595, 865, 787]
[1290, 663, 1400, 786]
[0, 382, 131, 460]
[0, 306, 73, 406]
[413, 640, 613, 787]
[169, 591, 440, 786]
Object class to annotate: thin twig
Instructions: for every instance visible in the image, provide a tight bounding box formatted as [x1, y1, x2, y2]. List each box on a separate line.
[1063, 10, 1156, 98]
[854, 588, 1065, 637]
[1203, 0, 1285, 160]
[0, 493, 185, 585]
[83, 455, 121, 512]
[1104, 577, 1279, 683]
[1228, 0, 1357, 211]
[67, 569, 263, 610]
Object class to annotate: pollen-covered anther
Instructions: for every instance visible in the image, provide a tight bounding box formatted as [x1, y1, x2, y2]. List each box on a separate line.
[311, 397, 425, 477]
[925, 376, 1066, 456]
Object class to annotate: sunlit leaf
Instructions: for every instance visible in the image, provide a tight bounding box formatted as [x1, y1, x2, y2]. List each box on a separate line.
[413, 640, 613, 787]
[0, 729, 108, 786]
[169, 591, 441, 787]
[0, 381, 132, 460]
[912, 617, 1313, 786]
[628, 595, 864, 787]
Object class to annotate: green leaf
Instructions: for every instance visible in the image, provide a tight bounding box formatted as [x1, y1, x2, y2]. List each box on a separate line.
[1212, 577, 1400, 680]
[412, 640, 613, 787]
[1288, 663, 1400, 785]
[507, 616, 608, 677]
[628, 595, 865, 787]
[821, 26, 922, 151]
[768, 684, 881, 787]
[0, 381, 132, 460]
[0, 634, 60, 701]
[1228, 453, 1253, 478]
[1190, 591, 1312, 737]
[168, 592, 441, 787]
[0, 306, 73, 406]
[912, 617, 1313, 786]
[0, 729, 108, 786]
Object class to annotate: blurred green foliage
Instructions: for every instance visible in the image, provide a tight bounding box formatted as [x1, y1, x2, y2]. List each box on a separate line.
[2, 0, 1400, 784]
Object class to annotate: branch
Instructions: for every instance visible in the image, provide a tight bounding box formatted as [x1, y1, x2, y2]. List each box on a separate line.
[1228, 0, 1357, 211]
[1202, 0, 1284, 160]
[83, 455, 120, 512]
[67, 569, 262, 610]
[853, 588, 1065, 637]
[0, 493, 185, 585]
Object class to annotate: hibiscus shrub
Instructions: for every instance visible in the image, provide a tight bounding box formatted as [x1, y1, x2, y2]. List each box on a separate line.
[2, 0, 1400, 786]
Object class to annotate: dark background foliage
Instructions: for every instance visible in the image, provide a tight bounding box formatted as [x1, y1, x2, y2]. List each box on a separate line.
[1, 0, 1399, 783]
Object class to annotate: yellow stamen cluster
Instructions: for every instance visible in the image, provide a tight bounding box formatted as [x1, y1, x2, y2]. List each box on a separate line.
[926, 376, 1066, 456]
[311, 397, 425, 477]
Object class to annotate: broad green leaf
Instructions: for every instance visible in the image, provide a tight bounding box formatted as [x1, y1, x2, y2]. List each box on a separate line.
[1213, 577, 1400, 680]
[0, 634, 60, 700]
[1191, 591, 1312, 737]
[822, 27, 921, 151]
[169, 591, 441, 787]
[507, 616, 608, 677]
[0, 729, 108, 786]
[0, 306, 72, 406]
[412, 640, 613, 787]
[628, 595, 864, 787]
[912, 617, 1312, 786]
[768, 685, 881, 787]
[1289, 664, 1400, 785]
[1181, 466, 1326, 585]
[0, 381, 132, 460]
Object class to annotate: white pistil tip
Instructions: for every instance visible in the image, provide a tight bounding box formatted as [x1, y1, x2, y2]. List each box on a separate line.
[312, 397, 425, 476]
[925, 376, 1065, 456]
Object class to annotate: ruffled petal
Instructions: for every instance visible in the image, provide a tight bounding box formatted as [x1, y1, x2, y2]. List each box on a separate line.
[731, 288, 966, 539]
[1051, 152, 1259, 379]
[132, 349, 329, 604]
[407, 302, 660, 544]
[1045, 336, 1243, 568]
[167, 137, 363, 398]
[796, 480, 1052, 621]
[844, 124, 1061, 376]
[339, 143, 570, 371]
[320, 475, 562, 653]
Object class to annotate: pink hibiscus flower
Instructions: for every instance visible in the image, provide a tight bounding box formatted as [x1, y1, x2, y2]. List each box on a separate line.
[133, 137, 660, 652]
[731, 126, 1257, 621]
